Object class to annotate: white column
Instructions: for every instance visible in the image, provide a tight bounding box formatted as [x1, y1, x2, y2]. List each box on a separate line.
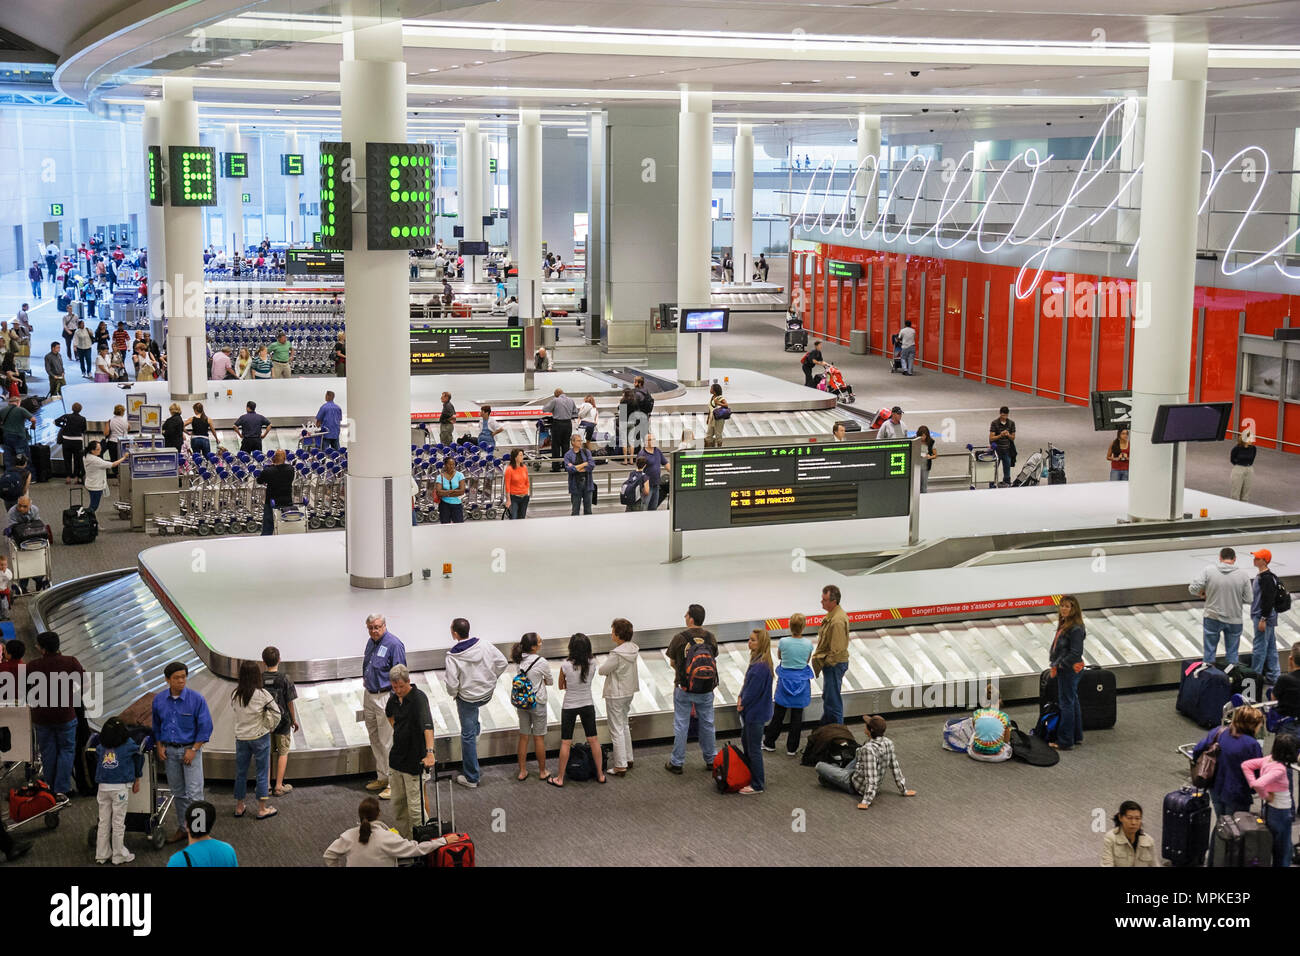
[732, 123, 753, 287]
[856, 113, 881, 224]
[159, 79, 207, 401]
[460, 121, 482, 241]
[143, 103, 167, 338]
[676, 88, 713, 384]
[341, 14, 412, 588]
[221, 124, 245, 254]
[480, 131, 491, 222]
[1116, 97, 1145, 245]
[282, 129, 301, 244]
[1129, 42, 1207, 522]
[518, 109, 543, 389]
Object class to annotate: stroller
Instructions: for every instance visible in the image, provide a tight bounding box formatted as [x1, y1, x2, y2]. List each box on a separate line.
[1011, 448, 1047, 487]
[890, 333, 904, 373]
[816, 364, 855, 403]
[784, 314, 807, 352]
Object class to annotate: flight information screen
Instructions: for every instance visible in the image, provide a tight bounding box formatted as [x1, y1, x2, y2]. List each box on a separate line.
[672, 440, 913, 532]
[409, 328, 524, 374]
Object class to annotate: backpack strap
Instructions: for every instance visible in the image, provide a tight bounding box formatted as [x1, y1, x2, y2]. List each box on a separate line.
[182, 850, 193, 867]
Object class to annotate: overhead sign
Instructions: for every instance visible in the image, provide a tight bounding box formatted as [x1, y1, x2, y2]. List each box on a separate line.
[672, 439, 913, 533]
[147, 145, 163, 207]
[168, 146, 217, 206]
[280, 153, 304, 176]
[409, 327, 524, 374]
[827, 260, 863, 280]
[285, 249, 345, 277]
[488, 157, 497, 173]
[221, 152, 249, 178]
[318, 141, 353, 250]
[366, 142, 435, 250]
[1090, 390, 1132, 431]
[241, 192, 251, 204]
[49, 203, 64, 217]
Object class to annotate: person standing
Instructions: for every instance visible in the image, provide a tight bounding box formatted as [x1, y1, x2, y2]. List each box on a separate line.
[54, 402, 87, 484]
[503, 447, 531, 519]
[543, 387, 578, 473]
[1241, 734, 1299, 868]
[233, 401, 271, 453]
[61, 307, 78, 355]
[438, 391, 456, 445]
[434, 456, 466, 524]
[811, 585, 850, 726]
[361, 615, 405, 800]
[441, 617, 507, 790]
[162, 403, 185, 452]
[548, 633, 607, 788]
[599, 618, 640, 775]
[111, 322, 130, 367]
[510, 632, 553, 781]
[250, 346, 274, 380]
[763, 613, 814, 756]
[705, 384, 728, 448]
[384, 664, 436, 838]
[72, 321, 93, 377]
[1229, 434, 1256, 501]
[1048, 595, 1087, 751]
[1192, 705, 1263, 865]
[152, 661, 213, 843]
[802, 340, 826, 388]
[1106, 428, 1130, 481]
[315, 390, 343, 449]
[735, 629, 774, 795]
[1190, 546, 1254, 667]
[915, 425, 937, 493]
[989, 407, 1016, 486]
[876, 405, 906, 441]
[1249, 549, 1283, 685]
[208, 347, 233, 382]
[229, 660, 280, 821]
[185, 404, 214, 458]
[897, 320, 917, 375]
[664, 604, 719, 774]
[261, 646, 299, 797]
[165, 801, 238, 867]
[333, 331, 346, 378]
[92, 717, 142, 865]
[44, 243, 58, 288]
[80, 441, 125, 512]
[28, 631, 86, 801]
[758, 253, 769, 281]
[256, 449, 296, 535]
[563, 434, 595, 515]
[267, 331, 293, 378]
[640, 433, 668, 511]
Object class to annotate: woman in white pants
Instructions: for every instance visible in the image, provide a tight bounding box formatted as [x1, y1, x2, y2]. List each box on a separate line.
[599, 618, 640, 774]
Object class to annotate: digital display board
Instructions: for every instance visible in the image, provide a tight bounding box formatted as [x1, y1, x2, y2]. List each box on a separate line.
[672, 440, 913, 532]
[681, 308, 729, 333]
[827, 260, 863, 280]
[1090, 390, 1132, 431]
[221, 152, 249, 178]
[49, 203, 64, 217]
[147, 145, 163, 206]
[168, 146, 217, 206]
[366, 142, 435, 250]
[285, 250, 345, 277]
[318, 141, 353, 250]
[1151, 402, 1233, 444]
[409, 327, 524, 374]
[281, 153, 304, 176]
[458, 240, 489, 257]
[241, 192, 251, 203]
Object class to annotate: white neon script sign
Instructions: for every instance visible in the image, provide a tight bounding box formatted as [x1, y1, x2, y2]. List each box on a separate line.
[794, 97, 1300, 299]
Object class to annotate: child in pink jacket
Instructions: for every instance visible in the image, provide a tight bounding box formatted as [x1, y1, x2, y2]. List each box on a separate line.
[1242, 733, 1298, 868]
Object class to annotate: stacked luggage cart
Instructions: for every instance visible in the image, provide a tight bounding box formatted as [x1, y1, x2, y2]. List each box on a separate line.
[204, 292, 344, 375]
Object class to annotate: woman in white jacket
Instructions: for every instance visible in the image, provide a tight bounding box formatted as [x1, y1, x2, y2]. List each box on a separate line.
[230, 660, 280, 820]
[324, 797, 460, 867]
[599, 618, 640, 775]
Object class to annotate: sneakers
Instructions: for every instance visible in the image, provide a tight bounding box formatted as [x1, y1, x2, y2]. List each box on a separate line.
[664, 761, 683, 775]
[454, 774, 478, 789]
[786, 749, 799, 757]
[378, 787, 391, 800]
[112, 853, 136, 865]
[761, 743, 776, 752]
[364, 778, 388, 792]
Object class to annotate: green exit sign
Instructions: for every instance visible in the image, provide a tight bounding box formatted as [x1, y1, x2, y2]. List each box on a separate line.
[242, 193, 251, 203]
[488, 157, 497, 173]
[49, 203, 63, 217]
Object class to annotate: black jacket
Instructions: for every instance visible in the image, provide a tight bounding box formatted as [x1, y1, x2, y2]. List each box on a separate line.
[162, 414, 184, 450]
[1049, 624, 1086, 671]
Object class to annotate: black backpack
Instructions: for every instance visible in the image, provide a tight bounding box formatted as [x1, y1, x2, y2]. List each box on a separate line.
[682, 638, 718, 694]
[566, 743, 597, 782]
[635, 387, 655, 417]
[619, 469, 643, 507]
[1266, 571, 1292, 613]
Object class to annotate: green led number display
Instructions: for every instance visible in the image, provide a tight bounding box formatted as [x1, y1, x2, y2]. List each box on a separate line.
[366, 142, 435, 251]
[146, 145, 163, 207]
[49, 203, 63, 217]
[280, 153, 304, 176]
[890, 452, 908, 476]
[318, 141, 353, 251]
[241, 193, 251, 204]
[679, 463, 699, 489]
[221, 152, 248, 178]
[168, 146, 217, 206]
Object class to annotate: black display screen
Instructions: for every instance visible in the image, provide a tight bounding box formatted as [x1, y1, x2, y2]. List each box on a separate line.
[1151, 403, 1233, 444]
[409, 327, 524, 374]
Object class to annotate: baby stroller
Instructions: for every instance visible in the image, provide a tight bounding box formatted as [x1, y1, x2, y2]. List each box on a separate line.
[890, 333, 904, 373]
[784, 314, 807, 353]
[817, 364, 855, 403]
[1011, 448, 1047, 487]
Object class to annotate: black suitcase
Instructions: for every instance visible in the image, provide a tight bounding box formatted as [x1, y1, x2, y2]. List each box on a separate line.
[1078, 665, 1117, 730]
[1211, 811, 1272, 867]
[61, 489, 98, 545]
[411, 766, 456, 843]
[29, 443, 51, 483]
[784, 328, 807, 352]
[1162, 786, 1211, 866]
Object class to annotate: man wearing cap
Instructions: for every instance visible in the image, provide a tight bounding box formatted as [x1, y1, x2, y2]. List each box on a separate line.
[166, 801, 238, 867]
[876, 406, 906, 441]
[1250, 549, 1283, 684]
[267, 331, 294, 379]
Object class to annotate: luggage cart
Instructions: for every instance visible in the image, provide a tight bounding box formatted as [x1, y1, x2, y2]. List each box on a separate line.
[967, 444, 999, 489]
[0, 713, 69, 834]
[6, 530, 53, 593]
[84, 733, 173, 852]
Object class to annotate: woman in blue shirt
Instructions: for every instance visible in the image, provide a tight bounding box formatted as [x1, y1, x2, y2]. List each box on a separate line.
[736, 628, 774, 794]
[435, 456, 465, 524]
[763, 613, 815, 756]
[94, 717, 142, 865]
[1192, 703, 1264, 864]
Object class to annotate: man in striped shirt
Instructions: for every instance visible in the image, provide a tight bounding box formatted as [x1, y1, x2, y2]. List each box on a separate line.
[816, 714, 917, 810]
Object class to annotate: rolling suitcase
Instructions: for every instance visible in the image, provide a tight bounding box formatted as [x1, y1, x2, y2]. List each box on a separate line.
[1162, 786, 1211, 867]
[411, 767, 475, 867]
[1176, 661, 1232, 728]
[1078, 665, 1117, 730]
[29, 442, 51, 483]
[784, 327, 807, 352]
[1211, 811, 1272, 867]
[61, 489, 98, 545]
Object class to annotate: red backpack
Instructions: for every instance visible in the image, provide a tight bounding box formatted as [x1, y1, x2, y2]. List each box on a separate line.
[9, 780, 56, 822]
[712, 745, 752, 794]
[433, 835, 476, 867]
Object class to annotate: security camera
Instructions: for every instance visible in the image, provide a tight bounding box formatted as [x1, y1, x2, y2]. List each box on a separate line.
[909, 70, 920, 78]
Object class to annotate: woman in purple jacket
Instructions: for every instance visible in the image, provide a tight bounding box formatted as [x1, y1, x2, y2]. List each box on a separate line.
[736, 629, 774, 795]
[1192, 704, 1264, 865]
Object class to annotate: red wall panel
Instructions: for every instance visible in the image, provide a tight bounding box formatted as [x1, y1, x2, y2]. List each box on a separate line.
[984, 269, 1012, 389]
[1284, 403, 1300, 454]
[1063, 274, 1096, 406]
[941, 261, 965, 374]
[1243, 291, 1288, 338]
[921, 261, 942, 370]
[1035, 274, 1066, 401]
[1095, 278, 1131, 392]
[962, 264, 989, 381]
[1238, 395, 1279, 450]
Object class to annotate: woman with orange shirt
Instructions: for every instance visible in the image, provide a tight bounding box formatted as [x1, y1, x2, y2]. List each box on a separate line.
[504, 448, 531, 519]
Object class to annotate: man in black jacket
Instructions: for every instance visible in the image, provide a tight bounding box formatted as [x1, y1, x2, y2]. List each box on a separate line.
[1250, 549, 1283, 684]
[257, 450, 296, 536]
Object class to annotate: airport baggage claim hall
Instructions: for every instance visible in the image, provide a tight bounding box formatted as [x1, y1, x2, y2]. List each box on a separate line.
[0, 0, 1299, 905]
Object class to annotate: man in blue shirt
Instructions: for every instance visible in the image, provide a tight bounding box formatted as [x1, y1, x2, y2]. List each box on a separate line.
[362, 615, 407, 800]
[151, 661, 213, 844]
[166, 801, 238, 867]
[315, 390, 343, 450]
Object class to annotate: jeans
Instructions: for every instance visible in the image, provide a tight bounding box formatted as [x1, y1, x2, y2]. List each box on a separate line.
[1250, 614, 1280, 683]
[36, 719, 77, 795]
[1203, 617, 1243, 667]
[1208, 792, 1253, 865]
[670, 687, 717, 767]
[901, 345, 915, 374]
[1264, 804, 1294, 867]
[163, 746, 205, 826]
[30, 280, 41, 299]
[1109, 469, 1129, 481]
[190, 436, 210, 457]
[816, 758, 857, 795]
[362, 690, 392, 780]
[261, 500, 276, 536]
[456, 698, 483, 783]
[995, 447, 1014, 484]
[570, 486, 593, 516]
[764, 703, 805, 753]
[819, 662, 849, 726]
[88, 490, 103, 512]
[741, 719, 765, 791]
[646, 483, 661, 511]
[606, 695, 634, 770]
[76, 348, 93, 376]
[919, 467, 929, 494]
[507, 494, 530, 519]
[1056, 667, 1084, 749]
[232, 734, 270, 801]
[96, 783, 132, 863]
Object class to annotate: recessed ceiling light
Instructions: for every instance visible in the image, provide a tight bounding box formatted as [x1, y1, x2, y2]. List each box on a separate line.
[811, 79, 821, 83]
[883, 72, 894, 76]
[781, 81, 793, 85]
[845, 75, 856, 80]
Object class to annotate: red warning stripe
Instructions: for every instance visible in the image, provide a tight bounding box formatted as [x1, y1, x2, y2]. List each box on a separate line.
[761, 595, 1061, 631]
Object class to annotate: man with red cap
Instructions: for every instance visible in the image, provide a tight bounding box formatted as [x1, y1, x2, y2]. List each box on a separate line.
[1250, 549, 1284, 684]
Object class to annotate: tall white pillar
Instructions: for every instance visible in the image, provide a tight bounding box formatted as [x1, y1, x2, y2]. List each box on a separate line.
[676, 88, 713, 384]
[857, 113, 881, 224]
[1116, 97, 1145, 245]
[732, 124, 753, 287]
[282, 129, 301, 244]
[221, 124, 245, 254]
[1129, 42, 1207, 522]
[479, 131, 491, 224]
[341, 13, 412, 588]
[518, 109, 543, 389]
[460, 121, 482, 242]
[143, 103, 167, 340]
[159, 79, 207, 401]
